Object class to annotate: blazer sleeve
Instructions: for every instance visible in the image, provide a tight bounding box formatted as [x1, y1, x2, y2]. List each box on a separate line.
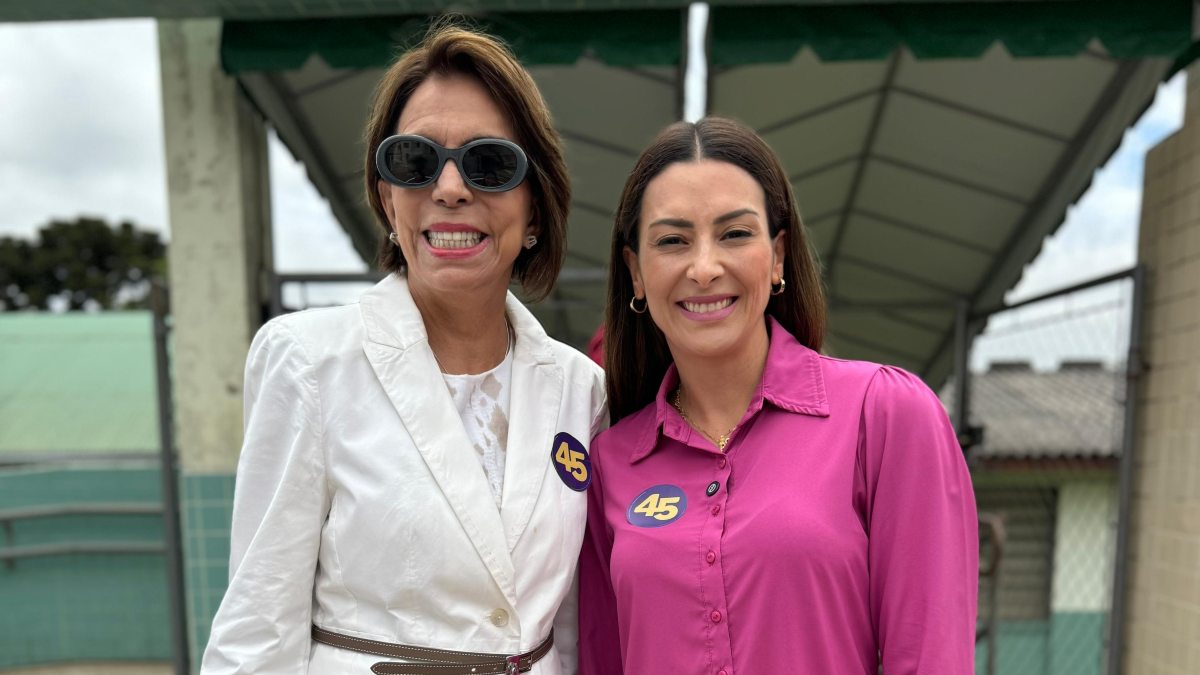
[859, 366, 978, 674]
[556, 378, 609, 675]
[201, 319, 330, 674]
[577, 429, 624, 675]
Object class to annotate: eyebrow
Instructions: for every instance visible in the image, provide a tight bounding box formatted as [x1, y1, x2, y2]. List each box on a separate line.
[647, 208, 761, 229]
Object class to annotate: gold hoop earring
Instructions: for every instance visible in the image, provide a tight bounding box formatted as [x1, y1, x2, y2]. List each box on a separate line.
[629, 296, 648, 314]
[771, 278, 786, 296]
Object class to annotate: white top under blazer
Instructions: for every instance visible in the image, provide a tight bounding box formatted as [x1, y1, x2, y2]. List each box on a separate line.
[201, 274, 607, 674]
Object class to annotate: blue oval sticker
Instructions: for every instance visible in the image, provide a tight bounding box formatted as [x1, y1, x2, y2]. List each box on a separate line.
[626, 484, 688, 528]
[551, 432, 591, 491]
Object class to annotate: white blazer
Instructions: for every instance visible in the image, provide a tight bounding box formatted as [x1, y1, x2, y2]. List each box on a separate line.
[201, 275, 607, 675]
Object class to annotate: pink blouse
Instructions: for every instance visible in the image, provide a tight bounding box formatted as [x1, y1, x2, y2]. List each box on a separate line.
[579, 319, 978, 674]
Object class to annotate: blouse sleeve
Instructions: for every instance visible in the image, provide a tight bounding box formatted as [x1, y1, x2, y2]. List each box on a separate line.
[859, 366, 978, 674]
[200, 320, 330, 674]
[577, 430, 624, 675]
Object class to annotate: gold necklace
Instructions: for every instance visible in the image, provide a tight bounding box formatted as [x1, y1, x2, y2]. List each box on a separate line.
[672, 387, 737, 451]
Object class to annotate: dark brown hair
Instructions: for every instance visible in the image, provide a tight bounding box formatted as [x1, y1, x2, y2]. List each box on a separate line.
[363, 20, 569, 301]
[605, 117, 827, 422]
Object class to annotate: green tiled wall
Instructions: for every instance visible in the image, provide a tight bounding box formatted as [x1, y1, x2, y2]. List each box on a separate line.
[0, 466, 170, 668]
[1049, 612, 1107, 675]
[975, 614, 1108, 674]
[976, 620, 1050, 675]
[181, 472, 235, 671]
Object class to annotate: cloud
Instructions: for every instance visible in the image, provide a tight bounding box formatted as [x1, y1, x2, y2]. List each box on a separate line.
[0, 20, 363, 277]
[0, 20, 167, 237]
[1007, 72, 1185, 302]
[268, 131, 366, 273]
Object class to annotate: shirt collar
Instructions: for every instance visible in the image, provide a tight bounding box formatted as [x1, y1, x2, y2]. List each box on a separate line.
[631, 317, 830, 463]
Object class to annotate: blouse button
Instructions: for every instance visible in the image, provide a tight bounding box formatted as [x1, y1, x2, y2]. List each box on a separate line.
[489, 609, 509, 627]
[706, 551, 716, 564]
[717, 670, 729, 675]
[706, 481, 720, 497]
[710, 610, 722, 624]
[717, 457, 727, 469]
[711, 504, 721, 516]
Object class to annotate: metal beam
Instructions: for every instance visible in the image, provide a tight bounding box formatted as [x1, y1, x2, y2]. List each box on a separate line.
[787, 154, 859, 184]
[293, 68, 374, 99]
[854, 207, 997, 257]
[838, 252, 964, 298]
[558, 129, 641, 158]
[827, 328, 925, 365]
[757, 87, 882, 136]
[870, 153, 1029, 206]
[918, 59, 1151, 383]
[824, 52, 901, 282]
[238, 71, 379, 263]
[1107, 264, 1146, 675]
[891, 85, 1072, 145]
[0, 542, 166, 561]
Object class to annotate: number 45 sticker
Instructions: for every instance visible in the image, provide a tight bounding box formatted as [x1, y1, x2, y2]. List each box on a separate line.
[627, 485, 688, 527]
[551, 432, 591, 491]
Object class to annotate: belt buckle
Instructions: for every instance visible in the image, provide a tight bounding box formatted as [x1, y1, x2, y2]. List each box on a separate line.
[505, 654, 521, 675]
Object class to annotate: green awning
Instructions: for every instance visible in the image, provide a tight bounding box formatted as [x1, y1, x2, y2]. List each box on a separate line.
[222, 1, 1195, 74]
[710, 0, 1193, 66]
[221, 10, 686, 72]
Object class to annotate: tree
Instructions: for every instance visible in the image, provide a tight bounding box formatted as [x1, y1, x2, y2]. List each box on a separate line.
[0, 218, 166, 311]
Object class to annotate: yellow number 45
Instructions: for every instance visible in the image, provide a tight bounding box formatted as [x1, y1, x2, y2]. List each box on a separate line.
[634, 493, 680, 521]
[555, 442, 588, 481]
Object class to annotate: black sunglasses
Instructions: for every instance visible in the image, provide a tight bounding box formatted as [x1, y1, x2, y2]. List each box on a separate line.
[375, 135, 529, 192]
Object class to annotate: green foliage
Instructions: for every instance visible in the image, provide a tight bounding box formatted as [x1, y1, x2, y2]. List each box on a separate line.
[0, 218, 166, 311]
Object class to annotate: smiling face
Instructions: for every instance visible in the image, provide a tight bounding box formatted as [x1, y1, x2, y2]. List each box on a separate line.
[625, 159, 786, 362]
[377, 72, 534, 300]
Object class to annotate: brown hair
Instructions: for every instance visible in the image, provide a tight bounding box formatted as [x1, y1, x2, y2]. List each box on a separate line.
[605, 117, 827, 423]
[363, 20, 569, 301]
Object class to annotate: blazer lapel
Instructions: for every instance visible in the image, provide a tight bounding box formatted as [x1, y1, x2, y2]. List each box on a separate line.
[498, 296, 562, 552]
[359, 275, 517, 607]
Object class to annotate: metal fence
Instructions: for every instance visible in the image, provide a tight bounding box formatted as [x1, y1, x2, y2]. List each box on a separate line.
[947, 268, 1141, 675]
[0, 289, 187, 673]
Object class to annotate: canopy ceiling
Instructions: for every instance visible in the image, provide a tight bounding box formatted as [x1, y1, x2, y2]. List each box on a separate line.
[4, 0, 1194, 385]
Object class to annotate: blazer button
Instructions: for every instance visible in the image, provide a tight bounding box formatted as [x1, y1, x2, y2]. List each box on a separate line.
[489, 609, 509, 627]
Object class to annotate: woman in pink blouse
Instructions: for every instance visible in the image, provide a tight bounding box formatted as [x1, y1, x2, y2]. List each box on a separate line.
[578, 117, 978, 674]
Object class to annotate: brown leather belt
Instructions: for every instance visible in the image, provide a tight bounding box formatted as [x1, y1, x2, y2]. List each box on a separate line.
[311, 624, 555, 675]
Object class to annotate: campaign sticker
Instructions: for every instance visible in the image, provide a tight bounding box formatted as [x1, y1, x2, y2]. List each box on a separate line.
[626, 484, 688, 528]
[551, 432, 591, 491]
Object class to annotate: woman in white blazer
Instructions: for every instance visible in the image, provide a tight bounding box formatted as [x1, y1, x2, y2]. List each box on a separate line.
[201, 24, 606, 675]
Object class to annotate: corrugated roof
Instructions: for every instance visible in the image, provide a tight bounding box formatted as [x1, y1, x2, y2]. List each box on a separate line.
[0, 312, 160, 457]
[941, 363, 1125, 459]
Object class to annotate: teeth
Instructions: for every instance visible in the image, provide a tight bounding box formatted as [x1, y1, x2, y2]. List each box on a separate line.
[683, 298, 734, 313]
[427, 231, 483, 249]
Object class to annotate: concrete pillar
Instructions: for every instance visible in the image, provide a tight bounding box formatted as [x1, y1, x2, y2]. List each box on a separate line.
[1125, 63, 1200, 674]
[1049, 481, 1117, 675]
[158, 18, 272, 671]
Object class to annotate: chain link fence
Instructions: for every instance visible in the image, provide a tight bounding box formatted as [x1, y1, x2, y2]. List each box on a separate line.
[945, 272, 1138, 675]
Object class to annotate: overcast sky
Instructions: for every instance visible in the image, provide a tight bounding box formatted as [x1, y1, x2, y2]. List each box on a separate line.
[0, 18, 1187, 365]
